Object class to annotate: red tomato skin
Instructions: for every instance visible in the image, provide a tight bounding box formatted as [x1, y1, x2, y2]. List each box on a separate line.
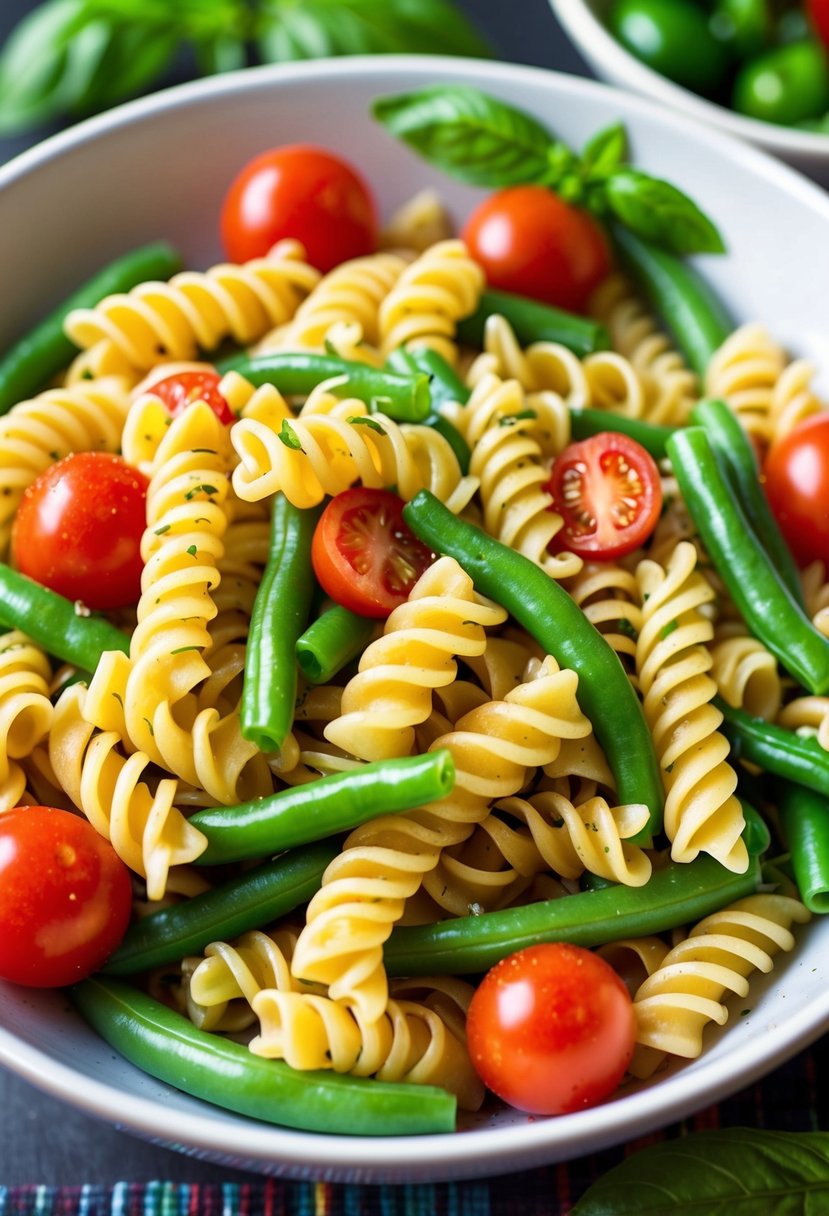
[0, 806, 133, 988]
[461, 185, 612, 314]
[808, 0, 829, 48]
[764, 414, 829, 568]
[150, 369, 234, 425]
[311, 487, 434, 619]
[11, 453, 148, 610]
[466, 943, 636, 1116]
[220, 144, 379, 273]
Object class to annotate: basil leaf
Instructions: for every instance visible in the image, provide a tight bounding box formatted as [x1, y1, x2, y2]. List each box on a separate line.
[581, 121, 628, 178]
[603, 168, 726, 255]
[71, 23, 178, 112]
[571, 1129, 829, 1215]
[0, 0, 88, 133]
[373, 84, 573, 188]
[195, 34, 248, 75]
[256, 0, 491, 63]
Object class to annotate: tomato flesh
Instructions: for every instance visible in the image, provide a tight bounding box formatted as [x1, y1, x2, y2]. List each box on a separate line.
[311, 487, 434, 618]
[764, 413, 829, 567]
[466, 943, 636, 1115]
[545, 432, 662, 560]
[150, 369, 234, 425]
[461, 185, 611, 314]
[0, 806, 133, 988]
[220, 144, 379, 272]
[11, 452, 149, 610]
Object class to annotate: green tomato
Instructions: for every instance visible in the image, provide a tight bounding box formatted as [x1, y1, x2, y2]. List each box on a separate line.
[733, 39, 829, 125]
[609, 0, 732, 96]
[709, 0, 771, 60]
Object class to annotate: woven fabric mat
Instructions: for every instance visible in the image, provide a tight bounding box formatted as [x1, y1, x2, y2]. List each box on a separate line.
[2, 1035, 827, 1215]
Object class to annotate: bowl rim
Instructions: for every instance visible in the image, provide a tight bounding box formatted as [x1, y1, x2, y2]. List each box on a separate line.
[1, 52, 829, 1181]
[550, 0, 829, 158]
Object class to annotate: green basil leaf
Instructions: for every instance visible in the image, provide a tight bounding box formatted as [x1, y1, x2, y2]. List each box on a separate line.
[372, 84, 570, 188]
[195, 34, 248, 75]
[256, 0, 491, 62]
[70, 23, 179, 112]
[581, 121, 628, 178]
[0, 0, 89, 133]
[571, 1129, 829, 1215]
[603, 168, 726, 255]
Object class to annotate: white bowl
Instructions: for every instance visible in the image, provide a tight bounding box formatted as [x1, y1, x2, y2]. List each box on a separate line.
[2, 55, 829, 1184]
[550, 0, 829, 187]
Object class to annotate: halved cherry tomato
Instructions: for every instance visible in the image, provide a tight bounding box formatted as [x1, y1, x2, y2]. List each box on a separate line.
[0, 806, 133, 988]
[311, 487, 434, 619]
[150, 369, 234, 425]
[764, 413, 829, 567]
[461, 185, 612, 314]
[11, 452, 148, 610]
[220, 144, 379, 272]
[545, 432, 662, 560]
[466, 943, 636, 1115]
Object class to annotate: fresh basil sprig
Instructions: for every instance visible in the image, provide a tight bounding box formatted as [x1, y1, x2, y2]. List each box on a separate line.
[372, 85, 725, 256]
[571, 1128, 829, 1214]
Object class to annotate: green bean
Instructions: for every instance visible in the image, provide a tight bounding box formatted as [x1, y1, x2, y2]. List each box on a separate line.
[717, 697, 829, 799]
[217, 351, 431, 422]
[0, 562, 129, 670]
[612, 225, 733, 377]
[570, 408, 676, 460]
[0, 242, 182, 414]
[384, 853, 760, 976]
[384, 347, 472, 472]
[189, 750, 456, 866]
[456, 289, 610, 358]
[402, 490, 664, 835]
[241, 495, 320, 752]
[295, 604, 377, 683]
[775, 778, 829, 913]
[667, 427, 829, 693]
[73, 977, 456, 1136]
[691, 396, 803, 605]
[104, 842, 337, 975]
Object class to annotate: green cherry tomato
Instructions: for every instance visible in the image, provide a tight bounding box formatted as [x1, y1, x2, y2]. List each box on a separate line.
[733, 40, 829, 125]
[609, 0, 732, 96]
[709, 0, 771, 61]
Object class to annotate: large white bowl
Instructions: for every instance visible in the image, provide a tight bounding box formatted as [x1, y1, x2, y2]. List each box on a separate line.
[550, 0, 829, 187]
[2, 55, 829, 1184]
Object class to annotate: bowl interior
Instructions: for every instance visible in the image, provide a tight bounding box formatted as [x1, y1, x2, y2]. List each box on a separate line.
[1, 55, 829, 1182]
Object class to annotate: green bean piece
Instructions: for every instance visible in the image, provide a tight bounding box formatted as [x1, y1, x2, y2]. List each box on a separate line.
[385, 853, 760, 976]
[612, 225, 733, 377]
[241, 495, 320, 753]
[667, 427, 829, 694]
[384, 347, 472, 472]
[691, 396, 803, 605]
[0, 242, 182, 415]
[0, 562, 129, 671]
[570, 408, 676, 460]
[717, 697, 829, 800]
[775, 778, 829, 913]
[295, 604, 377, 683]
[217, 351, 432, 422]
[740, 800, 771, 858]
[104, 842, 337, 975]
[73, 978, 456, 1136]
[456, 289, 610, 359]
[402, 490, 664, 836]
[190, 750, 456, 866]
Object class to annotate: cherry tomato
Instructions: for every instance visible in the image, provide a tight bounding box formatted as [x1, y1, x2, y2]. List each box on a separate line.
[11, 452, 148, 610]
[764, 413, 829, 567]
[808, 0, 829, 49]
[609, 0, 731, 96]
[150, 368, 234, 425]
[466, 943, 636, 1115]
[311, 487, 434, 619]
[0, 806, 133, 988]
[733, 40, 829, 126]
[220, 144, 379, 272]
[461, 185, 611, 315]
[544, 432, 662, 560]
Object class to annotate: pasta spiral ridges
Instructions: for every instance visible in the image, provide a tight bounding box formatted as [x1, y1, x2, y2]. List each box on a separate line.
[0, 630, 53, 811]
[710, 624, 782, 722]
[704, 323, 786, 441]
[565, 561, 643, 677]
[63, 240, 321, 372]
[378, 239, 485, 366]
[765, 357, 824, 445]
[635, 542, 747, 873]
[467, 314, 590, 406]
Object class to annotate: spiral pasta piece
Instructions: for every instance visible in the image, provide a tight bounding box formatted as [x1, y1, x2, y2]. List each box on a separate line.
[710, 623, 782, 722]
[630, 894, 810, 1074]
[777, 695, 829, 751]
[183, 928, 306, 1032]
[49, 683, 206, 899]
[635, 542, 747, 873]
[466, 314, 590, 407]
[378, 239, 485, 366]
[765, 357, 824, 444]
[565, 561, 643, 677]
[581, 350, 647, 418]
[704, 323, 786, 441]
[380, 189, 455, 253]
[0, 376, 132, 555]
[323, 556, 507, 762]
[0, 631, 53, 811]
[63, 240, 321, 373]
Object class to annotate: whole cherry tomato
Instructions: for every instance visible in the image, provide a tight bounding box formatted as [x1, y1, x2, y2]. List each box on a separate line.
[808, 0, 829, 49]
[149, 368, 234, 425]
[764, 413, 829, 567]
